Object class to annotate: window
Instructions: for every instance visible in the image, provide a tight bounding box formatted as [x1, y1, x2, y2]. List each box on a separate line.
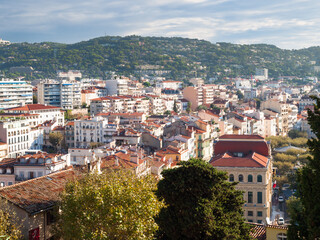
[28, 171, 35, 179]
[277, 233, 287, 240]
[257, 211, 263, 217]
[257, 220, 262, 224]
[248, 192, 253, 203]
[47, 210, 56, 225]
[257, 192, 262, 204]
[8, 182, 13, 186]
[229, 174, 234, 182]
[38, 172, 43, 177]
[238, 174, 244, 182]
[0, 182, 4, 187]
[248, 219, 253, 223]
[248, 211, 253, 216]
[257, 175, 262, 183]
[248, 174, 253, 182]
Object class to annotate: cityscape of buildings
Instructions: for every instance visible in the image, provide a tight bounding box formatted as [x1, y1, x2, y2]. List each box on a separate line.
[0, 68, 318, 239]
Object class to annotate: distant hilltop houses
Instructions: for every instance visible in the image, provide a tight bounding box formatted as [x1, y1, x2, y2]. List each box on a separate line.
[0, 38, 10, 45]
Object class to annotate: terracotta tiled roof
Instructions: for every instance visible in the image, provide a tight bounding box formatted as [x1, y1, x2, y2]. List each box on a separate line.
[5, 104, 60, 111]
[0, 169, 79, 214]
[214, 135, 269, 156]
[219, 134, 264, 140]
[210, 152, 268, 168]
[248, 223, 266, 240]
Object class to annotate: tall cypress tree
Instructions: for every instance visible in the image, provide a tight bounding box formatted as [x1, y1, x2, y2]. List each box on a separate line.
[288, 96, 320, 239]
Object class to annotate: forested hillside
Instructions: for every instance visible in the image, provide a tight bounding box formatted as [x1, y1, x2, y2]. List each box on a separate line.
[1, 35, 320, 80]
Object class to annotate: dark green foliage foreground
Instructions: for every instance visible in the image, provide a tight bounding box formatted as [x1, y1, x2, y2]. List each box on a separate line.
[288, 96, 320, 239]
[155, 158, 250, 240]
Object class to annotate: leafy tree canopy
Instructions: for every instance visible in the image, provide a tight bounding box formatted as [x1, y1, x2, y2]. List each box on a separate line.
[56, 170, 163, 240]
[155, 158, 250, 240]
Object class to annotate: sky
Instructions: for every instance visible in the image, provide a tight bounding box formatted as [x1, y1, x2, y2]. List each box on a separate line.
[1, 0, 320, 49]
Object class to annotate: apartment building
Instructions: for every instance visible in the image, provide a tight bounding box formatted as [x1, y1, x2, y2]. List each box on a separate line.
[37, 79, 81, 109]
[261, 99, 294, 135]
[105, 78, 129, 96]
[210, 135, 273, 224]
[4, 103, 64, 127]
[74, 116, 117, 148]
[0, 116, 43, 158]
[182, 85, 219, 110]
[90, 96, 150, 116]
[0, 78, 33, 109]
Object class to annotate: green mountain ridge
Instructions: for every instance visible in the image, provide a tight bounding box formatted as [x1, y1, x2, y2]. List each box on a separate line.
[1, 35, 320, 80]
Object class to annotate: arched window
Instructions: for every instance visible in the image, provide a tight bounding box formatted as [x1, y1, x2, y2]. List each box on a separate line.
[248, 174, 253, 182]
[229, 174, 234, 182]
[238, 174, 244, 182]
[257, 175, 263, 183]
[277, 233, 287, 240]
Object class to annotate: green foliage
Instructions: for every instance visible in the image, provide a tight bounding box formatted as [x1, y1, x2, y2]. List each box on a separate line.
[289, 96, 320, 239]
[89, 142, 104, 149]
[186, 102, 192, 114]
[0, 203, 22, 240]
[0, 36, 318, 80]
[142, 82, 151, 87]
[49, 132, 64, 151]
[236, 90, 244, 100]
[196, 105, 208, 111]
[56, 170, 163, 240]
[64, 110, 73, 120]
[81, 102, 87, 108]
[173, 100, 178, 113]
[155, 158, 250, 240]
[288, 129, 308, 139]
[32, 94, 37, 104]
[163, 110, 171, 116]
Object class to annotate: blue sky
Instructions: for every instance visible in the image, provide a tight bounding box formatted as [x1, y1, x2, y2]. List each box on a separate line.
[1, 0, 320, 49]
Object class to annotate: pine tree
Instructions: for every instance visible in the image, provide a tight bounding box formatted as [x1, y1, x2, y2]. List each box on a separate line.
[288, 96, 320, 239]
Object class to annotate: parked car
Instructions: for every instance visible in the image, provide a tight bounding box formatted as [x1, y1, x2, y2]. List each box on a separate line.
[278, 196, 284, 202]
[278, 217, 285, 225]
[282, 183, 290, 190]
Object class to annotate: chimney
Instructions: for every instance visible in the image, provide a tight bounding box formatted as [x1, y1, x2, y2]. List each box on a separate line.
[130, 153, 139, 164]
[115, 156, 119, 166]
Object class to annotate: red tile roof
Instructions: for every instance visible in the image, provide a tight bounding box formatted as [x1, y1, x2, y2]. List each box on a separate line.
[219, 134, 264, 140]
[0, 169, 79, 214]
[210, 152, 268, 168]
[214, 140, 269, 156]
[249, 223, 266, 240]
[5, 104, 60, 111]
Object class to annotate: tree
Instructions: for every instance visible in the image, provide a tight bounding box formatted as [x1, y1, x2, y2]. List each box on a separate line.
[155, 158, 250, 240]
[173, 100, 178, 113]
[142, 81, 151, 87]
[186, 102, 192, 114]
[164, 110, 171, 116]
[0, 205, 21, 240]
[49, 132, 64, 151]
[236, 90, 244, 100]
[56, 170, 163, 240]
[196, 105, 208, 111]
[288, 96, 320, 239]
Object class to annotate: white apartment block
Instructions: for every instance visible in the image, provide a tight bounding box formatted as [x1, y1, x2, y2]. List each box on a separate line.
[4, 104, 64, 127]
[156, 80, 182, 90]
[105, 78, 129, 96]
[74, 116, 118, 148]
[37, 79, 81, 109]
[0, 117, 44, 158]
[57, 70, 82, 81]
[90, 96, 150, 116]
[0, 79, 33, 109]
